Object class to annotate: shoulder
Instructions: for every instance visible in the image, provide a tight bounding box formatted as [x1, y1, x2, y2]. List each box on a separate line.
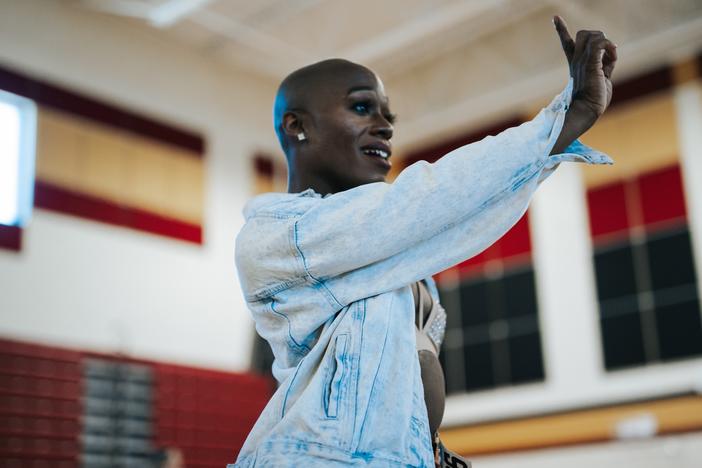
[235, 190, 322, 298]
[242, 189, 322, 220]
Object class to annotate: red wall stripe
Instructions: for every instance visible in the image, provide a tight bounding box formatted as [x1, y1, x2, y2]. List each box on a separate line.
[588, 164, 687, 244]
[493, 212, 532, 259]
[638, 164, 687, 227]
[33, 180, 203, 244]
[587, 181, 630, 240]
[0, 63, 205, 156]
[0, 224, 21, 251]
[609, 65, 673, 109]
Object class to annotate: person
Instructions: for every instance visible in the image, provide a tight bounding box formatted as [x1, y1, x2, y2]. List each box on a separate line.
[231, 16, 616, 468]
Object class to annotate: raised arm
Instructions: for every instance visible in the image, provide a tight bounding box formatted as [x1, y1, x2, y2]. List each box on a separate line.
[292, 18, 617, 306]
[237, 18, 617, 308]
[551, 15, 617, 154]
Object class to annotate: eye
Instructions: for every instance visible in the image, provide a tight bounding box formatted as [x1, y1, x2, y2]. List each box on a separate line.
[352, 102, 372, 115]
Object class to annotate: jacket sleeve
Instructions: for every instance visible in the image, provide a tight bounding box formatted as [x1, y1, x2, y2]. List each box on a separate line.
[292, 79, 611, 307]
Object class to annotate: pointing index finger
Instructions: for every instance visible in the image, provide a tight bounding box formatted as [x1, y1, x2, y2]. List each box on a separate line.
[553, 15, 575, 60]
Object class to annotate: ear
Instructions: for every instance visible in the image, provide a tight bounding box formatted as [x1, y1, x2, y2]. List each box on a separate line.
[282, 111, 305, 138]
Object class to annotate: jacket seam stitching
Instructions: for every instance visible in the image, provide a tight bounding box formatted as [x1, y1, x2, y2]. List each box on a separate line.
[292, 220, 344, 309]
[270, 300, 310, 352]
[281, 359, 304, 418]
[354, 294, 392, 452]
[245, 278, 307, 302]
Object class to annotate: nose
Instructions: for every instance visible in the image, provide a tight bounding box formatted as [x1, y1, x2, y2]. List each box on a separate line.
[371, 115, 393, 140]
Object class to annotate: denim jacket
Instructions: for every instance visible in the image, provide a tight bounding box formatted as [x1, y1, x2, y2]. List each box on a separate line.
[231, 80, 611, 467]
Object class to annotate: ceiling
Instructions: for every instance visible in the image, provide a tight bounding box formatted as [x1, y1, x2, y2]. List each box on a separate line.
[72, 0, 702, 150]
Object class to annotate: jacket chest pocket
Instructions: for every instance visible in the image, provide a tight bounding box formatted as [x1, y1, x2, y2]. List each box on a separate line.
[323, 333, 349, 419]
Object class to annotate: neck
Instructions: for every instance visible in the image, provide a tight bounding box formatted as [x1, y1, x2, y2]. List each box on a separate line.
[287, 169, 336, 196]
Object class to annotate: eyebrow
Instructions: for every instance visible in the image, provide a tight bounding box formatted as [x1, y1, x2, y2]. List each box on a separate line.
[346, 86, 375, 95]
[346, 86, 392, 108]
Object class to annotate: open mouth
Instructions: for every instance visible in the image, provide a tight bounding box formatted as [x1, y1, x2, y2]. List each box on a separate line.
[362, 147, 390, 159]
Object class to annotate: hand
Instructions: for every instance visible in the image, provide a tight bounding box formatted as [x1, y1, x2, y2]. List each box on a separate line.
[554, 15, 617, 121]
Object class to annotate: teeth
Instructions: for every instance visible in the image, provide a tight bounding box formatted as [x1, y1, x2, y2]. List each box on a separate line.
[363, 148, 389, 159]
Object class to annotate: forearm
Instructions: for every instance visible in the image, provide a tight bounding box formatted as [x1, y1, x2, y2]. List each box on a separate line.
[549, 100, 598, 155]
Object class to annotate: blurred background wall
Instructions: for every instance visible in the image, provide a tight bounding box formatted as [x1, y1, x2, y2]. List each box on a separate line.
[1, 0, 702, 467]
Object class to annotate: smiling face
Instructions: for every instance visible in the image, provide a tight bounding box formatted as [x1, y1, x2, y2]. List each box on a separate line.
[276, 60, 396, 195]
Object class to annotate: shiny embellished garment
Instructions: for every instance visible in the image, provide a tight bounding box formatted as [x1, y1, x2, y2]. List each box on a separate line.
[412, 280, 447, 436]
[231, 80, 611, 467]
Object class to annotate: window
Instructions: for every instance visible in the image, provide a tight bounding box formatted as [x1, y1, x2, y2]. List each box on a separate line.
[0, 89, 36, 227]
[438, 213, 545, 393]
[588, 164, 702, 370]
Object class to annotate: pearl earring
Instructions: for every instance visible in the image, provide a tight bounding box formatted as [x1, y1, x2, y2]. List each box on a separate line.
[297, 132, 306, 141]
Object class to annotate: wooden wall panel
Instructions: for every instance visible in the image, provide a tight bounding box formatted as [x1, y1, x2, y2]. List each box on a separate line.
[36, 106, 205, 230]
[1, 64, 206, 244]
[580, 92, 679, 188]
[439, 395, 702, 457]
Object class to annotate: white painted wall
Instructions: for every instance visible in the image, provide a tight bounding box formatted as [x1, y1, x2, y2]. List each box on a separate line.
[0, 0, 279, 371]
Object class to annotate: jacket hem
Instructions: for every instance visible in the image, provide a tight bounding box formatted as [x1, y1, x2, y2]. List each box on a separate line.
[234, 437, 425, 467]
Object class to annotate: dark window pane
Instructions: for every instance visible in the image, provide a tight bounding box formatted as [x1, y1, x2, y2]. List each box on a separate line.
[486, 278, 506, 321]
[601, 313, 646, 369]
[655, 299, 702, 361]
[438, 286, 462, 331]
[599, 294, 639, 319]
[594, 245, 637, 300]
[441, 348, 465, 395]
[503, 270, 538, 319]
[460, 281, 489, 326]
[491, 338, 511, 385]
[508, 333, 545, 384]
[463, 342, 494, 391]
[647, 230, 696, 290]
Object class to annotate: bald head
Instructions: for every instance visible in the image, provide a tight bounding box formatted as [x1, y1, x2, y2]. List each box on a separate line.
[273, 59, 377, 154]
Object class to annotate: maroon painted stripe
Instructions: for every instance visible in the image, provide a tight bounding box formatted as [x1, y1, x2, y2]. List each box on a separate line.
[0, 224, 21, 251]
[0, 64, 205, 155]
[610, 65, 673, 109]
[254, 154, 275, 177]
[34, 180, 203, 244]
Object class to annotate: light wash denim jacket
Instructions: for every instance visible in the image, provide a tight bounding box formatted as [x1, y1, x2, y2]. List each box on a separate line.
[231, 80, 611, 467]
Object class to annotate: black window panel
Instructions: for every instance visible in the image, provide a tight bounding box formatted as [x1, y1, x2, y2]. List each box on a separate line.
[491, 338, 511, 385]
[503, 270, 538, 319]
[601, 313, 647, 369]
[460, 281, 490, 326]
[655, 299, 702, 361]
[486, 279, 507, 320]
[438, 286, 462, 331]
[463, 342, 494, 391]
[441, 348, 465, 395]
[594, 245, 638, 301]
[646, 230, 697, 290]
[508, 333, 545, 384]
[599, 294, 639, 319]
